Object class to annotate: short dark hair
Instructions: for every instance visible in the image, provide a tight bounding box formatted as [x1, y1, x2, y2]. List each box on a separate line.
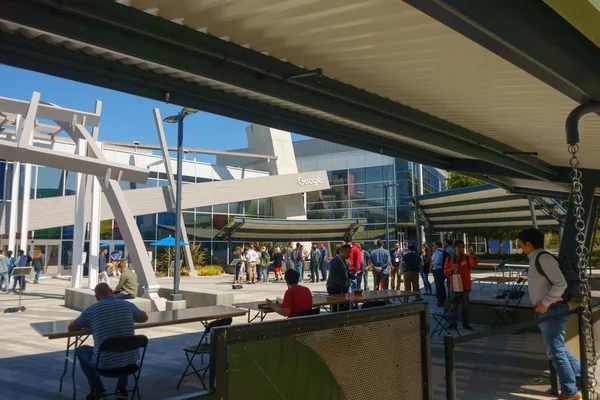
[284, 269, 300, 285]
[342, 234, 353, 243]
[18, 249, 24, 255]
[434, 241, 443, 248]
[443, 239, 453, 246]
[94, 282, 112, 297]
[408, 244, 417, 252]
[453, 240, 465, 247]
[518, 228, 544, 249]
[296, 242, 301, 248]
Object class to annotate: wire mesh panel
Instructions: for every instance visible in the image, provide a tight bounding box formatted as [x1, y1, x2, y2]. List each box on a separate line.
[213, 304, 428, 400]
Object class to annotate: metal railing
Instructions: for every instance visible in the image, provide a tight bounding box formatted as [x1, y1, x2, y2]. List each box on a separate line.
[444, 304, 599, 400]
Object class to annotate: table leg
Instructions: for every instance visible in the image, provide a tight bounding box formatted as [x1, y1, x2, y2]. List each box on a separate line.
[71, 335, 89, 400]
[59, 336, 74, 392]
[260, 311, 266, 322]
[247, 310, 250, 323]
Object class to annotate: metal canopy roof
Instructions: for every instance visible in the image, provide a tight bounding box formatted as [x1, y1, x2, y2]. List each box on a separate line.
[0, 0, 599, 189]
[414, 184, 567, 233]
[216, 217, 364, 241]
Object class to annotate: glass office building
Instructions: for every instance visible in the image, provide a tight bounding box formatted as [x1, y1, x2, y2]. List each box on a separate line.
[0, 134, 446, 268]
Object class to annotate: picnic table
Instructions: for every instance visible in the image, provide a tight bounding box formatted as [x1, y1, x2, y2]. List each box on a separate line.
[326, 289, 421, 304]
[30, 305, 247, 400]
[472, 276, 522, 298]
[233, 295, 348, 323]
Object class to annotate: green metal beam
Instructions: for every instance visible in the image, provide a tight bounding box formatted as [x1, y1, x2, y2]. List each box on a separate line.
[427, 206, 540, 219]
[420, 195, 525, 210]
[0, 0, 557, 180]
[433, 215, 556, 227]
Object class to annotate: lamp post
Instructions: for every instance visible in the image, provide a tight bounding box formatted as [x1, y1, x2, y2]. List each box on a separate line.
[375, 182, 398, 249]
[163, 107, 197, 299]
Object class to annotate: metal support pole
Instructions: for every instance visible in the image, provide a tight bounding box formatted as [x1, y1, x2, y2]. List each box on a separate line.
[8, 116, 22, 254]
[385, 185, 390, 249]
[528, 197, 538, 229]
[172, 114, 184, 299]
[444, 335, 456, 400]
[578, 306, 590, 400]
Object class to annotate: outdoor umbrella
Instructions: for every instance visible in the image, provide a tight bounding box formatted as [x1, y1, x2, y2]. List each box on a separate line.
[150, 235, 188, 277]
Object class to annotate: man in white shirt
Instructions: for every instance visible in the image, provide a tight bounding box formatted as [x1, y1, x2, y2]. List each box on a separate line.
[246, 245, 260, 284]
[518, 228, 581, 400]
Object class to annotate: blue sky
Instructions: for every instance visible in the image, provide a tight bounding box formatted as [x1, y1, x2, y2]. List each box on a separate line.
[0, 64, 306, 163]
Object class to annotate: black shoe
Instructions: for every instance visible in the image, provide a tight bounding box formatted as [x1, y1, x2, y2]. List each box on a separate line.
[115, 388, 128, 400]
[86, 390, 106, 400]
[463, 324, 474, 331]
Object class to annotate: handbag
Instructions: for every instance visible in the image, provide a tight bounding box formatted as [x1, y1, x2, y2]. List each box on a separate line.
[452, 273, 464, 293]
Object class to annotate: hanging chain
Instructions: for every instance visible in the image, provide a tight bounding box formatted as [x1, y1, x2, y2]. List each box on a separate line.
[569, 143, 597, 398]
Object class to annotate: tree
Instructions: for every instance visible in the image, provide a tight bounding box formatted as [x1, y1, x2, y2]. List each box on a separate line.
[447, 173, 484, 190]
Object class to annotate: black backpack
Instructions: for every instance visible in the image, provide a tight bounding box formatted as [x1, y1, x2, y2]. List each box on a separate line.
[534, 251, 582, 303]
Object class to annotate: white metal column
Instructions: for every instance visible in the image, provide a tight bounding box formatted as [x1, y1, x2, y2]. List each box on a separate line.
[88, 148, 102, 288]
[71, 138, 88, 288]
[8, 116, 22, 253]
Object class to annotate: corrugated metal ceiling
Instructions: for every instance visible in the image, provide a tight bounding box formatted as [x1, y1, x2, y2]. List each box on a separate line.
[118, 0, 600, 169]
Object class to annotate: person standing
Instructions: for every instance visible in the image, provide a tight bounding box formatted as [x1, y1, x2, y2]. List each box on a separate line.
[431, 242, 447, 307]
[259, 246, 270, 282]
[389, 242, 402, 290]
[357, 243, 370, 291]
[285, 242, 294, 271]
[444, 240, 477, 330]
[443, 239, 454, 294]
[68, 283, 148, 399]
[112, 262, 138, 299]
[272, 247, 284, 281]
[326, 243, 351, 311]
[246, 245, 260, 284]
[9, 249, 28, 293]
[233, 246, 244, 284]
[110, 249, 122, 276]
[519, 228, 581, 400]
[291, 243, 304, 283]
[32, 249, 45, 284]
[402, 244, 422, 300]
[98, 248, 110, 285]
[0, 250, 9, 293]
[348, 238, 362, 291]
[370, 240, 391, 290]
[309, 244, 322, 283]
[420, 244, 433, 295]
[319, 243, 329, 282]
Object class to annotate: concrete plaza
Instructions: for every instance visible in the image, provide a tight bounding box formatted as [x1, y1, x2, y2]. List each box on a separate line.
[0, 272, 595, 400]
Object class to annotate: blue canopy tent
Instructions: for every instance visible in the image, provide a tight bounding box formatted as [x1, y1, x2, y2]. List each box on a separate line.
[150, 236, 188, 277]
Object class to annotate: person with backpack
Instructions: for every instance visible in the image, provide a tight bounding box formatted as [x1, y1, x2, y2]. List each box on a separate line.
[518, 228, 581, 400]
[431, 242, 447, 307]
[309, 244, 321, 283]
[444, 240, 478, 330]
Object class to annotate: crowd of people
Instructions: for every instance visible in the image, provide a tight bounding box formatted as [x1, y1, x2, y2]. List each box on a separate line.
[0, 249, 45, 293]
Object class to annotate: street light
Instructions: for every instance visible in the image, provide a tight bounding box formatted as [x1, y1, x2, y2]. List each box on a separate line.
[374, 182, 399, 249]
[163, 107, 198, 300]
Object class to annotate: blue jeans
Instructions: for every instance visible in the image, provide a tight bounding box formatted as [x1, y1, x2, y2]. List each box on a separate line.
[77, 345, 128, 393]
[11, 275, 25, 291]
[0, 272, 8, 291]
[361, 270, 369, 290]
[349, 278, 358, 292]
[320, 261, 328, 281]
[536, 303, 580, 397]
[294, 262, 303, 282]
[420, 269, 432, 293]
[257, 265, 263, 281]
[34, 269, 41, 281]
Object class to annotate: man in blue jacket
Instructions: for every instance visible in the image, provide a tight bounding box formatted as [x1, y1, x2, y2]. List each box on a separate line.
[370, 240, 391, 290]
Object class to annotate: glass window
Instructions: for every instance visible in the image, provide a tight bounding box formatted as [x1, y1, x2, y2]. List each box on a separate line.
[196, 177, 211, 183]
[130, 178, 158, 190]
[183, 212, 195, 241]
[0, 161, 5, 201]
[157, 179, 168, 187]
[330, 169, 347, 186]
[212, 214, 229, 236]
[367, 208, 386, 224]
[36, 167, 64, 198]
[195, 213, 213, 239]
[113, 219, 123, 241]
[62, 225, 74, 240]
[119, 180, 134, 191]
[33, 227, 61, 239]
[348, 167, 366, 184]
[137, 214, 156, 241]
[100, 220, 112, 240]
[348, 184, 366, 200]
[350, 208, 367, 219]
[212, 242, 228, 265]
[244, 199, 258, 215]
[259, 198, 272, 217]
[229, 202, 244, 215]
[306, 190, 323, 204]
[365, 183, 384, 199]
[382, 165, 394, 182]
[157, 212, 176, 238]
[366, 166, 384, 182]
[213, 203, 228, 214]
[61, 241, 73, 268]
[196, 205, 212, 213]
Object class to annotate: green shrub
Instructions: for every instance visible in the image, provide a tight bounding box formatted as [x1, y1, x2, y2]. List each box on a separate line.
[195, 264, 224, 276]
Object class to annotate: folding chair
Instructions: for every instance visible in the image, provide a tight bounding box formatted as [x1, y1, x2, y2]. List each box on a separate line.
[494, 278, 526, 301]
[495, 260, 507, 276]
[298, 307, 320, 316]
[361, 300, 387, 309]
[89, 335, 148, 400]
[491, 290, 525, 329]
[430, 293, 463, 338]
[177, 317, 233, 389]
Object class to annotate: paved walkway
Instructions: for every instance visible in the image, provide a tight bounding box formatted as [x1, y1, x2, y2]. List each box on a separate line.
[0, 272, 596, 399]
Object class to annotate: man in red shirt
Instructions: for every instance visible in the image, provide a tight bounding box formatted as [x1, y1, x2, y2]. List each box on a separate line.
[346, 236, 363, 292]
[266, 269, 313, 318]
